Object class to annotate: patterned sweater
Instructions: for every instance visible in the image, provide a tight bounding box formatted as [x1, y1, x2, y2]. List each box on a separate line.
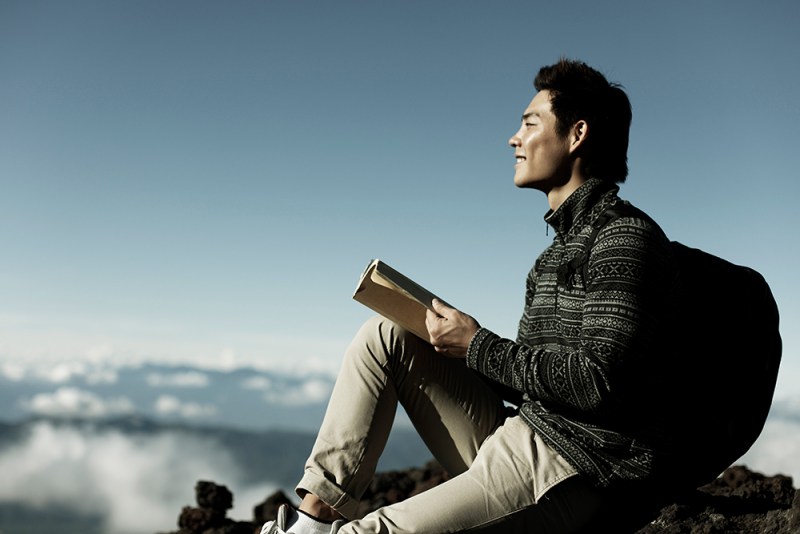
[466, 177, 676, 488]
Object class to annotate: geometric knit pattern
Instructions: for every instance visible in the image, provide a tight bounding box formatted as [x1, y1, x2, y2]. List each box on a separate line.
[467, 177, 676, 488]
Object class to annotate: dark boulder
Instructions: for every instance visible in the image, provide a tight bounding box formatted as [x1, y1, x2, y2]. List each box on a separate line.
[162, 464, 799, 533]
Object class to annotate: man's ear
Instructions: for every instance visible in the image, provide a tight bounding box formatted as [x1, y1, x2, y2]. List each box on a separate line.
[569, 120, 589, 154]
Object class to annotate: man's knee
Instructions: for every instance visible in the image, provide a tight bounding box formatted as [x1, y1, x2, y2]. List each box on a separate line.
[348, 316, 423, 368]
[355, 316, 416, 347]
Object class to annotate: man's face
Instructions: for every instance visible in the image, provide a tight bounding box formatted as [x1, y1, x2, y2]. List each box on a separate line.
[508, 90, 572, 190]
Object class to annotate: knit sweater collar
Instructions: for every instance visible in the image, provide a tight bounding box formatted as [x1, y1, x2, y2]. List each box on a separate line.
[544, 177, 619, 237]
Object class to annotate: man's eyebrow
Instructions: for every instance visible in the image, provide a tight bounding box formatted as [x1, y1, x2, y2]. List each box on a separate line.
[522, 111, 540, 121]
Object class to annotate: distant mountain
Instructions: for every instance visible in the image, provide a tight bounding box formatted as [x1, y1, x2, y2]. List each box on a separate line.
[0, 361, 340, 431]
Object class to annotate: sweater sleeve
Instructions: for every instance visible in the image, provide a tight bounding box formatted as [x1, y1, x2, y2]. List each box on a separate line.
[466, 218, 673, 416]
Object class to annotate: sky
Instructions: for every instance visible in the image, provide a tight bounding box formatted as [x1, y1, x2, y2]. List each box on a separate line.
[1, 0, 799, 438]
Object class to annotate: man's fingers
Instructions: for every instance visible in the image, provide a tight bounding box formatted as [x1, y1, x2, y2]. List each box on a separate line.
[425, 308, 440, 329]
[431, 298, 450, 318]
[425, 309, 440, 345]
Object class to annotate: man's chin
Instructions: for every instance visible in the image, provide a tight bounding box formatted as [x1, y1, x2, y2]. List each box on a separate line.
[513, 177, 547, 192]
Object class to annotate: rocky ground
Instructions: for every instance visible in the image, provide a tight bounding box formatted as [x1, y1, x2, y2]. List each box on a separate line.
[159, 464, 800, 533]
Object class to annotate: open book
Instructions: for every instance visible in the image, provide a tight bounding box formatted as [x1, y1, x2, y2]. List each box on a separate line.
[352, 259, 445, 342]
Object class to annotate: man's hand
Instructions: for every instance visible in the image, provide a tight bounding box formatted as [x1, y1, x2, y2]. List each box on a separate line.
[425, 299, 480, 358]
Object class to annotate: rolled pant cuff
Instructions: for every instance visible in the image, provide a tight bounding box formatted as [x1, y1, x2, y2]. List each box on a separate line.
[296, 469, 361, 520]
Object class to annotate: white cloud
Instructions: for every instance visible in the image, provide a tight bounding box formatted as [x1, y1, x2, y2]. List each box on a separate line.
[738, 416, 800, 482]
[85, 344, 115, 362]
[771, 394, 800, 417]
[218, 347, 238, 371]
[147, 371, 210, 388]
[84, 368, 119, 385]
[0, 421, 277, 533]
[1, 362, 26, 381]
[241, 375, 272, 390]
[154, 395, 217, 418]
[0, 358, 118, 385]
[263, 378, 333, 406]
[21, 387, 135, 418]
[45, 362, 87, 383]
[241, 372, 336, 406]
[300, 379, 334, 403]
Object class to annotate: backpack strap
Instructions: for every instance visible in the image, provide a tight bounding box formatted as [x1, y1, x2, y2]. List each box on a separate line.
[560, 201, 655, 288]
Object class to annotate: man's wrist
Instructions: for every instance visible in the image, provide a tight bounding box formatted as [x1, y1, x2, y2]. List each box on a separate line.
[466, 327, 493, 369]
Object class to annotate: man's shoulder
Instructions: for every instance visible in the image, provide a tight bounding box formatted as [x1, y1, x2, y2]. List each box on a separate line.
[596, 200, 668, 242]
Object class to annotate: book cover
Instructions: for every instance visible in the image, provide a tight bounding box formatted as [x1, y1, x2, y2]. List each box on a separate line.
[352, 259, 443, 342]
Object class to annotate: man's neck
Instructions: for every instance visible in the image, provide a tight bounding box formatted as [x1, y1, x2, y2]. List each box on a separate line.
[546, 174, 588, 211]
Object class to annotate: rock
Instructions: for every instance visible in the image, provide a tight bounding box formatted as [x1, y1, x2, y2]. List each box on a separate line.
[195, 480, 234, 512]
[355, 460, 450, 518]
[163, 464, 799, 533]
[162, 480, 257, 534]
[253, 490, 294, 525]
[633, 465, 799, 533]
[177, 505, 224, 532]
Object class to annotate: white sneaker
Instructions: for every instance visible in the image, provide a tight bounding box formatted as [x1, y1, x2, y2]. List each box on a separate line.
[260, 504, 346, 534]
[260, 503, 292, 534]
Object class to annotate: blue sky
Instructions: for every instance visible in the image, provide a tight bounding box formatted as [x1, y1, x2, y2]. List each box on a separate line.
[1, 0, 798, 399]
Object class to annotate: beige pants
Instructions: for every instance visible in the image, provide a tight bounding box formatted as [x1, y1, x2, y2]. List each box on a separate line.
[296, 317, 602, 533]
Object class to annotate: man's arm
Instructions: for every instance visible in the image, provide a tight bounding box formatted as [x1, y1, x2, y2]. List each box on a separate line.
[466, 219, 673, 417]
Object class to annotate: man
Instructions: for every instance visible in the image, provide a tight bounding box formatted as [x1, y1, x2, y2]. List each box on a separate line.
[262, 58, 678, 533]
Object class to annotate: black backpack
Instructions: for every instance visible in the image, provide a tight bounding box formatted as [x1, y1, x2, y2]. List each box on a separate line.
[579, 201, 782, 487]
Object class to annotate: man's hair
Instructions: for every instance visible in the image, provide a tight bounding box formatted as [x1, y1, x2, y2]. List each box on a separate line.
[534, 59, 632, 183]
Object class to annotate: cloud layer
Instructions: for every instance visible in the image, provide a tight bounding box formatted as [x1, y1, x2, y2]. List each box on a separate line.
[0, 421, 277, 533]
[21, 387, 135, 418]
[0, 411, 796, 534]
[739, 398, 800, 481]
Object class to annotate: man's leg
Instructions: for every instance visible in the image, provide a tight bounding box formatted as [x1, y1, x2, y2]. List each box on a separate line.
[340, 417, 599, 534]
[296, 316, 510, 519]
